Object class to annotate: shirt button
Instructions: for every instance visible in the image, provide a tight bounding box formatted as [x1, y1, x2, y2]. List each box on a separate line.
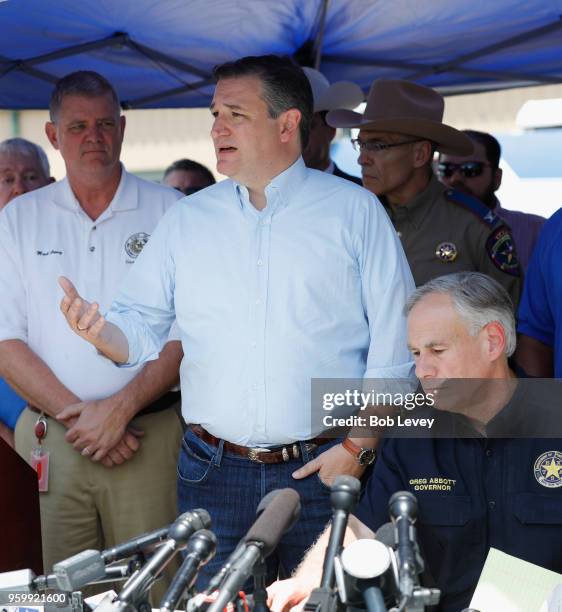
[251, 341, 257, 348]
[488, 500, 496, 510]
[257, 259, 263, 266]
[486, 449, 493, 457]
[92, 226, 97, 230]
[89, 246, 95, 252]
[255, 299, 261, 305]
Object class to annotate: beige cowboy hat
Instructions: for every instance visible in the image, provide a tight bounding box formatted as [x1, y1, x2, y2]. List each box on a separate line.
[327, 79, 473, 155]
[303, 67, 364, 113]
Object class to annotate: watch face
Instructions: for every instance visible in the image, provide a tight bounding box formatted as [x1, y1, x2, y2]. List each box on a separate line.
[358, 448, 376, 466]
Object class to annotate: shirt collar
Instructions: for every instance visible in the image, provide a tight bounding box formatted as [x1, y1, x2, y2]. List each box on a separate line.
[323, 160, 335, 174]
[53, 164, 136, 216]
[233, 156, 307, 213]
[384, 174, 442, 230]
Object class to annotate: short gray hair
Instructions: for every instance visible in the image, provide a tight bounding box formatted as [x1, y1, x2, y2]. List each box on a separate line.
[0, 137, 50, 177]
[49, 70, 120, 122]
[404, 272, 516, 357]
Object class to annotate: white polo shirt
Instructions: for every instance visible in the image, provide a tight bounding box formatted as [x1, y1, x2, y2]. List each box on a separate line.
[0, 168, 182, 401]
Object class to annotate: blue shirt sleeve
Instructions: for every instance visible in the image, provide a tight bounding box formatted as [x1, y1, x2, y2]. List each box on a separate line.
[0, 378, 26, 429]
[106, 204, 179, 367]
[517, 210, 562, 347]
[360, 194, 415, 381]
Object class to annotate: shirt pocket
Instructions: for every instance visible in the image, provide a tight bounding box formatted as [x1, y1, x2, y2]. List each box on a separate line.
[417, 496, 480, 592]
[418, 495, 472, 526]
[513, 493, 562, 525]
[511, 493, 562, 569]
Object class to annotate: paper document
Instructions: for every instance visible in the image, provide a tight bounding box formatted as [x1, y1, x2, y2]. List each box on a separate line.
[470, 548, 562, 611]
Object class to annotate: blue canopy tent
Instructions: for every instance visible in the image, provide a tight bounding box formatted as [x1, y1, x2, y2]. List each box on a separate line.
[1, 0, 562, 109]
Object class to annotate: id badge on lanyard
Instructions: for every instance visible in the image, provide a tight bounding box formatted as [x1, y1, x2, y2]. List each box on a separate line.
[30, 413, 50, 492]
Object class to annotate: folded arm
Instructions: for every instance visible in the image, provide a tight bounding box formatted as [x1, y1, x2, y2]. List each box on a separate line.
[0, 339, 141, 466]
[58, 340, 183, 461]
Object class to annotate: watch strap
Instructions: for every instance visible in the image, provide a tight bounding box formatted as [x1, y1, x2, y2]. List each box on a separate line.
[342, 437, 362, 458]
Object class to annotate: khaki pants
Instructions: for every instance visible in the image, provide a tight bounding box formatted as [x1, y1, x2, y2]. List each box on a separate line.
[15, 406, 182, 603]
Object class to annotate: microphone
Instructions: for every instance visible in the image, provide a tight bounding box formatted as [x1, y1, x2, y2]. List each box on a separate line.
[0, 569, 57, 595]
[159, 529, 216, 612]
[0, 560, 138, 598]
[320, 475, 361, 589]
[200, 489, 284, 599]
[374, 522, 395, 549]
[101, 509, 210, 564]
[388, 491, 419, 600]
[52, 549, 107, 591]
[40, 510, 211, 595]
[207, 488, 301, 612]
[116, 511, 211, 607]
[303, 476, 360, 612]
[340, 539, 395, 612]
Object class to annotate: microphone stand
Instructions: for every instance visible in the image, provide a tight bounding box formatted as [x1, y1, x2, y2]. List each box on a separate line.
[251, 558, 270, 612]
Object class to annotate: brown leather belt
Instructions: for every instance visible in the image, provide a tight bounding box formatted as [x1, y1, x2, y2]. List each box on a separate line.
[28, 391, 181, 417]
[189, 424, 332, 464]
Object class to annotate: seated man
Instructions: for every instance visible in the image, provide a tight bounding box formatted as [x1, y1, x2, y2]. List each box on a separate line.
[268, 272, 562, 612]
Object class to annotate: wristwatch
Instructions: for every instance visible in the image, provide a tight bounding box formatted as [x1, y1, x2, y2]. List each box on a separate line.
[342, 438, 377, 466]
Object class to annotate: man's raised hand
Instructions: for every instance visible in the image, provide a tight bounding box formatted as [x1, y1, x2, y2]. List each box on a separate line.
[59, 276, 106, 342]
[58, 276, 130, 364]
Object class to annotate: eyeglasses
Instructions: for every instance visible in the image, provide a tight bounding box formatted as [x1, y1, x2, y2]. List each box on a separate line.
[350, 138, 423, 153]
[436, 161, 492, 179]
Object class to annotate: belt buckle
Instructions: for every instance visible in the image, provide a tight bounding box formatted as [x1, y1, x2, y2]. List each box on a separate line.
[248, 447, 270, 463]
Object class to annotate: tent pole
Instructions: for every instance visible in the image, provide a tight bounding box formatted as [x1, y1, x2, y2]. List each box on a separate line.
[313, 0, 330, 69]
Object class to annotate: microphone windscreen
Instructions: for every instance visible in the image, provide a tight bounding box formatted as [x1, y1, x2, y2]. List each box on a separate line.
[330, 475, 361, 511]
[256, 489, 282, 516]
[375, 522, 396, 548]
[388, 491, 418, 520]
[191, 508, 212, 530]
[168, 509, 212, 543]
[332, 474, 361, 494]
[341, 539, 391, 579]
[244, 488, 301, 557]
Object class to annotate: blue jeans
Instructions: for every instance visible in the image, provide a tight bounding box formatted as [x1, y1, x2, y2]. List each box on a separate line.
[177, 428, 339, 589]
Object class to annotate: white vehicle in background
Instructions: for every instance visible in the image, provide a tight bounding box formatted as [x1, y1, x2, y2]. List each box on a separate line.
[497, 99, 562, 219]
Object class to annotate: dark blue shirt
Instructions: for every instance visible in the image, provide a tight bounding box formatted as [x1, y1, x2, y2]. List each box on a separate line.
[354, 436, 562, 611]
[518, 207, 562, 376]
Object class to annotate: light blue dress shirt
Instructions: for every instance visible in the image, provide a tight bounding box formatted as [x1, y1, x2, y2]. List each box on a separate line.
[107, 158, 414, 445]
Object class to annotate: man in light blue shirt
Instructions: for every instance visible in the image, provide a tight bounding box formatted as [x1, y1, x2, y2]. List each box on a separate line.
[58, 55, 414, 584]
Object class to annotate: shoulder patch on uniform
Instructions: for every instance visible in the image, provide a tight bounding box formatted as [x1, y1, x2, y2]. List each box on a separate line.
[444, 189, 499, 228]
[485, 225, 520, 277]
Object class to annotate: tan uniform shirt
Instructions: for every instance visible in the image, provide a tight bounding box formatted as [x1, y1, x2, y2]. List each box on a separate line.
[383, 176, 521, 307]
